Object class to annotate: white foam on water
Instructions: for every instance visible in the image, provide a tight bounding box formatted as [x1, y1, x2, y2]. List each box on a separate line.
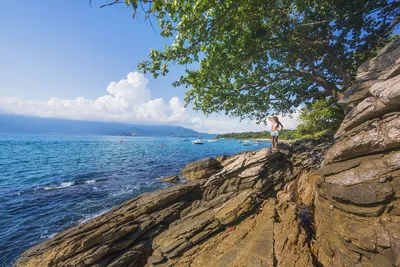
[40, 230, 58, 240]
[78, 209, 111, 224]
[43, 181, 75, 190]
[84, 180, 96, 184]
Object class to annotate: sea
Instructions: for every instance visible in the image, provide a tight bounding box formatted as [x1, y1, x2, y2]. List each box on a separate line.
[0, 134, 271, 266]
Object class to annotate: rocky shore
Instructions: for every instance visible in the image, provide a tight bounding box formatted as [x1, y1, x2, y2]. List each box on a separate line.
[15, 39, 400, 267]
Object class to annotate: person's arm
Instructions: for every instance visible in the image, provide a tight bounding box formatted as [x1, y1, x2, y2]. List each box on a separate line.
[279, 122, 284, 131]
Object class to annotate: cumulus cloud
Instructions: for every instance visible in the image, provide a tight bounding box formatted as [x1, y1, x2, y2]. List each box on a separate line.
[0, 72, 300, 133]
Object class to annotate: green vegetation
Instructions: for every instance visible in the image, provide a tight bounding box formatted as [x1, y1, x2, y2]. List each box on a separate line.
[105, 0, 399, 123]
[216, 129, 300, 140]
[217, 98, 343, 140]
[297, 98, 344, 134]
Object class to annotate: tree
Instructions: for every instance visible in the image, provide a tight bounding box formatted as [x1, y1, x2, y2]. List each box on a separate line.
[297, 98, 344, 134]
[99, 0, 400, 122]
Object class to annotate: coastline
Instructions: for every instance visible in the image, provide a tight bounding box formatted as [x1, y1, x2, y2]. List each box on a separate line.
[15, 138, 332, 267]
[224, 137, 294, 143]
[250, 138, 294, 143]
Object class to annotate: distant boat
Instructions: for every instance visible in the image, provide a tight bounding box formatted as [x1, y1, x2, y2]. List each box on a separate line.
[207, 139, 217, 143]
[192, 139, 205, 144]
[243, 140, 251, 146]
[253, 140, 262, 145]
[182, 138, 189, 141]
[131, 133, 136, 136]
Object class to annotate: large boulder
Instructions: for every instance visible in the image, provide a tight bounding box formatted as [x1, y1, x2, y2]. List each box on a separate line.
[180, 157, 222, 181]
[315, 38, 400, 267]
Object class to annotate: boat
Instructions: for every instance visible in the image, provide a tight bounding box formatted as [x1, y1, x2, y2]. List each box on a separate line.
[243, 140, 251, 146]
[182, 138, 189, 141]
[207, 139, 217, 143]
[192, 139, 205, 144]
[253, 140, 262, 145]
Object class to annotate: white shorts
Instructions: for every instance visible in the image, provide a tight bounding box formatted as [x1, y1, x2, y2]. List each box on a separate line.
[271, 131, 279, 137]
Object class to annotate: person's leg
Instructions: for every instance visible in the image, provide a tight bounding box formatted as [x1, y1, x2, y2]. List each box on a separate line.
[271, 136, 275, 148]
[275, 136, 279, 148]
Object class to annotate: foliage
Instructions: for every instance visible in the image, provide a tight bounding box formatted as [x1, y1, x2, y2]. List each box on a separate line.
[297, 98, 344, 134]
[101, 0, 400, 122]
[216, 129, 301, 140]
[216, 98, 343, 140]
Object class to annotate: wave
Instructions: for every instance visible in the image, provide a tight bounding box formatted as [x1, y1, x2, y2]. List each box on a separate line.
[43, 182, 75, 190]
[37, 178, 107, 191]
[78, 208, 111, 224]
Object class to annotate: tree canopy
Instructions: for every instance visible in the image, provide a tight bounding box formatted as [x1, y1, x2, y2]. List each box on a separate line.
[101, 0, 399, 122]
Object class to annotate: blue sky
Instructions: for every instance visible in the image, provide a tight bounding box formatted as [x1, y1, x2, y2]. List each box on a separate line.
[0, 0, 185, 100]
[0, 1, 301, 133]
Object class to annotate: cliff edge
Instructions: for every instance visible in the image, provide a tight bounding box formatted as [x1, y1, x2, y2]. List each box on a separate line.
[314, 38, 400, 266]
[15, 39, 400, 267]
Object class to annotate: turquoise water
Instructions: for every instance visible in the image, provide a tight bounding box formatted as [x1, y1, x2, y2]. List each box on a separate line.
[0, 134, 270, 265]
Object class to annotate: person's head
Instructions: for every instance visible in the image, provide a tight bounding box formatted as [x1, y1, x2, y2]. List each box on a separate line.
[268, 116, 278, 123]
[268, 116, 275, 123]
[269, 116, 283, 127]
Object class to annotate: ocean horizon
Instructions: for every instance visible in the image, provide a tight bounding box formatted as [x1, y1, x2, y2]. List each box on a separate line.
[0, 133, 271, 266]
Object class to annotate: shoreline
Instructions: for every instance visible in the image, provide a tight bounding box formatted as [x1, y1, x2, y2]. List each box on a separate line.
[250, 138, 294, 143]
[221, 137, 294, 143]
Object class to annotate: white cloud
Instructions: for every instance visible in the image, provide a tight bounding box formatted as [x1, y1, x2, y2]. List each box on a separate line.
[0, 72, 300, 133]
[185, 112, 299, 134]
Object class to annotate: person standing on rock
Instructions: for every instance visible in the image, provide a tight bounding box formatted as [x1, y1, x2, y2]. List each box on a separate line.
[269, 116, 283, 149]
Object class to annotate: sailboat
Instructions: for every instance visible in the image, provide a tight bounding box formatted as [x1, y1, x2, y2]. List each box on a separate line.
[192, 135, 205, 144]
[192, 139, 205, 144]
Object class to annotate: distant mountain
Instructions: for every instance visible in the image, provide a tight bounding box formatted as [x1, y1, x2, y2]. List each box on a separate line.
[0, 114, 216, 138]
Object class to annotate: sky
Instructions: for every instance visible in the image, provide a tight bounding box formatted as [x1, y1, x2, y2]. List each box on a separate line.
[0, 0, 299, 133]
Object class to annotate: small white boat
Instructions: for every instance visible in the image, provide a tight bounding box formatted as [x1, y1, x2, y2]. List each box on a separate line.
[192, 139, 205, 144]
[253, 140, 262, 145]
[207, 139, 217, 143]
[243, 140, 251, 146]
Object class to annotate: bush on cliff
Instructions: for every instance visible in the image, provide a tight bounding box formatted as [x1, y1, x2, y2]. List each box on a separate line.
[297, 98, 344, 135]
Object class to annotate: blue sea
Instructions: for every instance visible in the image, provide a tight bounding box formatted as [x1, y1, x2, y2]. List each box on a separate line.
[0, 134, 270, 266]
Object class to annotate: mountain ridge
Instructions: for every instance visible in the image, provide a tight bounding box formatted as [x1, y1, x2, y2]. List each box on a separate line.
[0, 114, 216, 138]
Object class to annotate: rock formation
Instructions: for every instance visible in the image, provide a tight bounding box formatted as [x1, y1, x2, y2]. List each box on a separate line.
[180, 157, 222, 181]
[159, 175, 180, 183]
[315, 38, 400, 266]
[14, 137, 331, 267]
[15, 39, 400, 267]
